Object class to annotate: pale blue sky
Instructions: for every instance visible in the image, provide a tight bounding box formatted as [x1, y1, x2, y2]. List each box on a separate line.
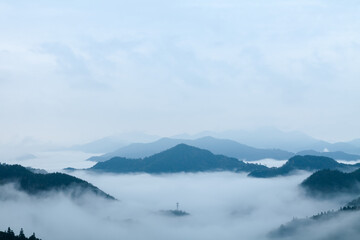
[0, 0, 360, 144]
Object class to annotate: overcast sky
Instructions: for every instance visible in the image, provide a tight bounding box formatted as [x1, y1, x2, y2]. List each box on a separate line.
[1, 0, 360, 145]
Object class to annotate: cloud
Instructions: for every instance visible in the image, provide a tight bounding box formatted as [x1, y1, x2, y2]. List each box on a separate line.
[1, 0, 360, 143]
[0, 171, 348, 240]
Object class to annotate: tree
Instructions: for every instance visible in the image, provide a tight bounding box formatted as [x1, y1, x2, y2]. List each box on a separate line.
[19, 228, 26, 240]
[29, 233, 37, 240]
[6, 227, 15, 237]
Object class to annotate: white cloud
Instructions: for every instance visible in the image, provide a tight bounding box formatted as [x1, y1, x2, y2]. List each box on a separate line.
[0, 171, 348, 240]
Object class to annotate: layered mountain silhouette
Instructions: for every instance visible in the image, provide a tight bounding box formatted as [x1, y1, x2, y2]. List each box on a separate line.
[90, 144, 268, 173]
[248, 155, 358, 178]
[69, 132, 159, 153]
[0, 163, 114, 200]
[88, 136, 294, 162]
[174, 128, 329, 152]
[173, 128, 360, 154]
[301, 168, 360, 196]
[296, 150, 360, 161]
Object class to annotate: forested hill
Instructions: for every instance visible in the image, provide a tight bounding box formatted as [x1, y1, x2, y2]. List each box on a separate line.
[248, 155, 356, 178]
[0, 163, 114, 200]
[296, 150, 360, 161]
[269, 196, 360, 239]
[90, 144, 268, 173]
[301, 168, 360, 196]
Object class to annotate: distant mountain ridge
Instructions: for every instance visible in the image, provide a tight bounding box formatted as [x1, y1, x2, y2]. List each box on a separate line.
[90, 144, 268, 174]
[296, 150, 360, 161]
[69, 132, 160, 153]
[88, 136, 294, 162]
[0, 163, 115, 200]
[173, 128, 360, 154]
[175, 128, 326, 152]
[249, 155, 358, 178]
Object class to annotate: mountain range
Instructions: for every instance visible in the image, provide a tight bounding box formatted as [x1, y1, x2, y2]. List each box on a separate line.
[296, 150, 360, 161]
[248, 155, 359, 178]
[90, 144, 268, 174]
[173, 128, 360, 153]
[173, 128, 326, 152]
[88, 142, 360, 176]
[88, 136, 294, 162]
[69, 132, 159, 153]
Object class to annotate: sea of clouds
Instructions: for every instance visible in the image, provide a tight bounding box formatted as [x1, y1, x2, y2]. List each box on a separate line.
[0, 150, 358, 240]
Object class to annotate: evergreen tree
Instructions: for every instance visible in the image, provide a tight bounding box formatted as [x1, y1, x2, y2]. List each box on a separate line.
[0, 227, 40, 240]
[6, 227, 15, 237]
[19, 228, 26, 240]
[29, 233, 37, 240]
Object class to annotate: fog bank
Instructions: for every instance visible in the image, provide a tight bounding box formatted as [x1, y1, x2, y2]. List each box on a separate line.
[0, 171, 349, 240]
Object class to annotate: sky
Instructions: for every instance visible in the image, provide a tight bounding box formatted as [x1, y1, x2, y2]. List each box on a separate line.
[1, 0, 360, 145]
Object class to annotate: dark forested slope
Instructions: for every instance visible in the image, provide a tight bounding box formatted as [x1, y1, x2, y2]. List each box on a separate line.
[91, 144, 268, 173]
[0, 163, 114, 200]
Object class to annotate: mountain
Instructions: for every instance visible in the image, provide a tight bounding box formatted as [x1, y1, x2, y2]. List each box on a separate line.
[174, 128, 328, 152]
[211, 128, 329, 152]
[349, 138, 360, 148]
[0, 163, 115, 200]
[326, 141, 360, 155]
[88, 137, 181, 161]
[90, 144, 268, 174]
[301, 168, 360, 196]
[248, 155, 354, 178]
[174, 128, 360, 154]
[270, 167, 360, 238]
[88, 136, 294, 162]
[69, 132, 160, 153]
[69, 136, 129, 153]
[296, 150, 360, 160]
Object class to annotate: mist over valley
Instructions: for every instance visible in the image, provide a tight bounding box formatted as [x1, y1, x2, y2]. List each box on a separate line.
[1, 0, 360, 239]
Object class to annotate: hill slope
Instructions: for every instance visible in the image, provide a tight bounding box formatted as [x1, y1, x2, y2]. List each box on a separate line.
[90, 144, 268, 173]
[0, 163, 114, 200]
[269, 197, 360, 239]
[301, 168, 360, 196]
[249, 155, 354, 178]
[88, 136, 293, 162]
[296, 150, 360, 161]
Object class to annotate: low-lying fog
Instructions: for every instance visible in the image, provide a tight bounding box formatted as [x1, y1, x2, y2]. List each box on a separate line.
[244, 159, 287, 167]
[0, 170, 350, 240]
[1, 150, 97, 171]
[1, 150, 359, 239]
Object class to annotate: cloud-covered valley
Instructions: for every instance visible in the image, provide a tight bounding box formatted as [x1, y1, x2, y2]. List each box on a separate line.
[0, 170, 351, 240]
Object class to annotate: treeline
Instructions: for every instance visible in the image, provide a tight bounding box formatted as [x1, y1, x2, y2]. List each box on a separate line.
[269, 199, 360, 238]
[0, 227, 40, 240]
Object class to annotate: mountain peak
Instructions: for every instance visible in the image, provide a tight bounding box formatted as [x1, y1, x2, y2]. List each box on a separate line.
[91, 144, 267, 174]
